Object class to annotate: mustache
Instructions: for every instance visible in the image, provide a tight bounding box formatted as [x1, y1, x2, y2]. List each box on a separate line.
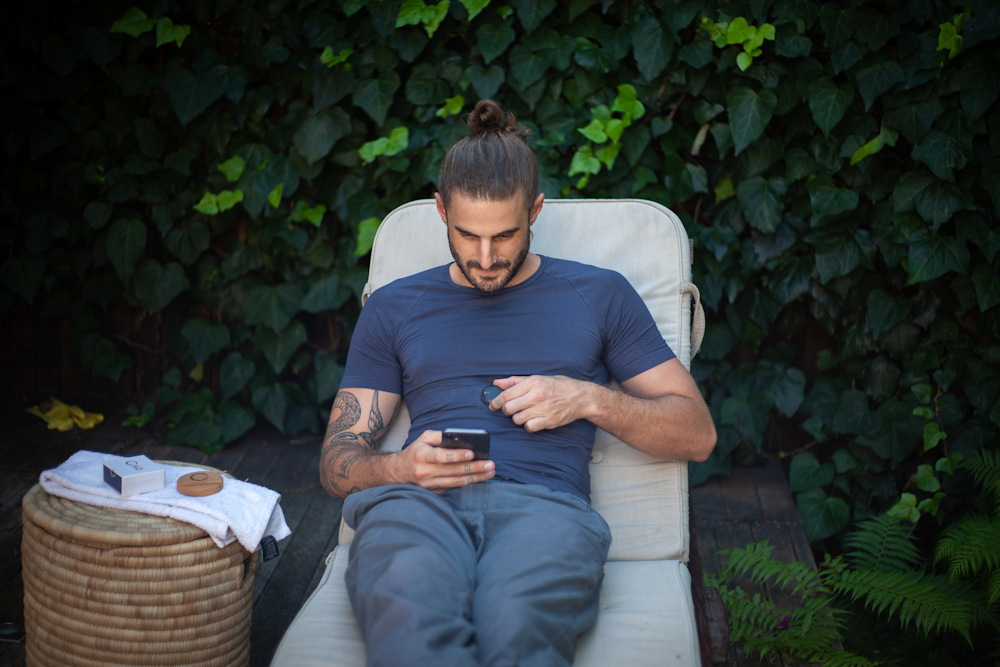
[465, 258, 512, 271]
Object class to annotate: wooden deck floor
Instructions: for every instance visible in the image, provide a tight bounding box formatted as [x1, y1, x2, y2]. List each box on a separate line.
[0, 402, 814, 667]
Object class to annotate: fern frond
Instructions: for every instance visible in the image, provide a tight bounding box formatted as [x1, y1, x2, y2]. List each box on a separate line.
[964, 448, 1000, 505]
[990, 569, 1000, 608]
[721, 539, 827, 597]
[843, 513, 922, 572]
[718, 585, 780, 647]
[834, 570, 974, 644]
[933, 514, 1000, 578]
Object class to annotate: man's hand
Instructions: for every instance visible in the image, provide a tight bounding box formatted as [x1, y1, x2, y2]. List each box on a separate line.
[392, 430, 496, 493]
[489, 376, 592, 432]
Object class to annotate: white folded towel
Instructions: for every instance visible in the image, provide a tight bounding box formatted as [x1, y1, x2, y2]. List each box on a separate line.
[39, 450, 291, 552]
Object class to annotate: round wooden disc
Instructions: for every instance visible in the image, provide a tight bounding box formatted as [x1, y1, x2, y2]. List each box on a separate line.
[177, 472, 224, 497]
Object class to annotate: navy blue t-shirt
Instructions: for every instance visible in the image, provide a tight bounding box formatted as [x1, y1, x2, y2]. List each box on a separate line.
[340, 255, 675, 501]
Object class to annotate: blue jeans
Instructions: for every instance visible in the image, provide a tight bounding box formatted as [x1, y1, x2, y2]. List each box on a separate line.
[342, 480, 612, 667]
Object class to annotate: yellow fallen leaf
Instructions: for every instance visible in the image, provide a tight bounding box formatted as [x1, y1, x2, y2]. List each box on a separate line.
[25, 397, 105, 432]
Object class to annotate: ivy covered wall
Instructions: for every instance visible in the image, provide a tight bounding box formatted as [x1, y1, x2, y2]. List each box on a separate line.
[2, 0, 999, 596]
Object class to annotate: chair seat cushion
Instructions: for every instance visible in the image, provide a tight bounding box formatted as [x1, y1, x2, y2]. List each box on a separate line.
[270, 546, 700, 667]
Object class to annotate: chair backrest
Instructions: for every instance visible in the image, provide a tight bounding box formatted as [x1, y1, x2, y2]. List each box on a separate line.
[339, 199, 695, 563]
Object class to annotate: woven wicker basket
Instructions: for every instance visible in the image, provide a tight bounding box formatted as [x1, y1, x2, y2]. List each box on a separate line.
[22, 462, 258, 667]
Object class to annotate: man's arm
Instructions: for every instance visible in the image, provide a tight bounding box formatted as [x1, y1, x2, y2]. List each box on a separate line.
[489, 358, 716, 462]
[320, 387, 496, 498]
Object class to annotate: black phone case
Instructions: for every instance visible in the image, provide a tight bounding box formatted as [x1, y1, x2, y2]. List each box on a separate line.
[441, 430, 490, 460]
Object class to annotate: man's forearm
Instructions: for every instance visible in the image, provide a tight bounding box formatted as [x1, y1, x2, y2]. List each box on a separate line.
[581, 383, 716, 461]
[319, 390, 399, 498]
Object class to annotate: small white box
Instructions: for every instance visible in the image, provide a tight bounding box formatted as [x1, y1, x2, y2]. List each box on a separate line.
[102, 456, 165, 496]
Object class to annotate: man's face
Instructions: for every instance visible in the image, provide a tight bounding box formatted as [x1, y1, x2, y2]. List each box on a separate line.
[437, 192, 542, 293]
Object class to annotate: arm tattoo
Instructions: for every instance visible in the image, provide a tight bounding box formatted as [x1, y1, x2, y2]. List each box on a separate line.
[320, 390, 394, 498]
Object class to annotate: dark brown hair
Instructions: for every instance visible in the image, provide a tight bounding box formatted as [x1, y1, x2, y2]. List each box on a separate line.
[438, 99, 538, 211]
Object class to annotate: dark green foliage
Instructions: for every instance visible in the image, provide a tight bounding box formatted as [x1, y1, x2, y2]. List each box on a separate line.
[2, 10, 1000, 653]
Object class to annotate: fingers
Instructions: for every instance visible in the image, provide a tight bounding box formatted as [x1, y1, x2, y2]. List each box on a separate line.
[416, 430, 443, 446]
[412, 459, 496, 488]
[427, 446, 475, 463]
[490, 376, 532, 412]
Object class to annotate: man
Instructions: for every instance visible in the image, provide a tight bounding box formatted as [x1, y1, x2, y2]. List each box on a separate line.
[320, 99, 716, 667]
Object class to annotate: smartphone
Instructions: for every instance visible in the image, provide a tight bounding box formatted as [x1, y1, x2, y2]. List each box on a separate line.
[441, 428, 490, 460]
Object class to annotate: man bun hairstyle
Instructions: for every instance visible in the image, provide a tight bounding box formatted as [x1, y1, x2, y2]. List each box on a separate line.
[438, 99, 538, 212]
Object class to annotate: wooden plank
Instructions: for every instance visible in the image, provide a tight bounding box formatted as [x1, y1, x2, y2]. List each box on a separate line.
[692, 477, 731, 523]
[249, 493, 344, 667]
[299, 502, 345, 606]
[34, 312, 60, 398]
[717, 467, 764, 522]
[694, 521, 723, 576]
[251, 448, 322, 605]
[755, 460, 800, 524]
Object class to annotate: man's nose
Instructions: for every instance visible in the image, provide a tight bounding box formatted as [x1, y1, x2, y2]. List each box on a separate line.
[478, 241, 495, 268]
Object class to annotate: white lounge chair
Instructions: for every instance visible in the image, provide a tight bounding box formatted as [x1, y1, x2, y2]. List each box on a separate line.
[270, 198, 714, 667]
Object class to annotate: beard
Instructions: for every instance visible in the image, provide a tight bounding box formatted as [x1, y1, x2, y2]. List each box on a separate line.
[449, 230, 531, 294]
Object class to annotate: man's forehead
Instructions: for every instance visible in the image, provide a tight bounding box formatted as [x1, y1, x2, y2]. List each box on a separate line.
[446, 193, 530, 231]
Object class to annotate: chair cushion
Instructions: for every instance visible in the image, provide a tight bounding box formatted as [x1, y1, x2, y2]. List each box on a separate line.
[270, 547, 701, 667]
[337, 199, 694, 562]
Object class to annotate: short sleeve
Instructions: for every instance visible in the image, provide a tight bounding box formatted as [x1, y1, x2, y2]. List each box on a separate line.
[340, 288, 405, 394]
[600, 272, 675, 383]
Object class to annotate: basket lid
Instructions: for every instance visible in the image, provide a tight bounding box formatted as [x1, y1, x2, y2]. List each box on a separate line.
[22, 461, 230, 547]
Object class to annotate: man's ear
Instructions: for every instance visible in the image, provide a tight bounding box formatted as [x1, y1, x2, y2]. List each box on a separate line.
[528, 193, 545, 226]
[434, 193, 447, 225]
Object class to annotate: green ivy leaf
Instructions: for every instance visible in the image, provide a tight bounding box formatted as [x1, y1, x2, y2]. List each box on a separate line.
[726, 87, 777, 155]
[352, 70, 401, 125]
[508, 44, 550, 89]
[294, 108, 350, 165]
[217, 156, 245, 182]
[254, 320, 308, 373]
[181, 318, 231, 363]
[883, 98, 943, 145]
[220, 352, 256, 401]
[252, 383, 289, 431]
[133, 259, 189, 313]
[866, 288, 912, 338]
[797, 487, 849, 541]
[460, 0, 491, 20]
[972, 266, 1000, 312]
[831, 389, 882, 435]
[789, 451, 835, 492]
[959, 60, 999, 122]
[465, 63, 505, 99]
[160, 69, 224, 126]
[512, 0, 556, 34]
[737, 177, 787, 233]
[887, 492, 920, 523]
[155, 18, 191, 48]
[355, 217, 382, 256]
[774, 367, 806, 417]
[220, 401, 255, 444]
[808, 77, 854, 138]
[630, 16, 672, 82]
[106, 218, 146, 283]
[923, 422, 947, 451]
[242, 284, 304, 331]
[855, 60, 905, 111]
[216, 189, 243, 212]
[915, 463, 940, 492]
[0, 255, 45, 305]
[720, 390, 773, 449]
[110, 7, 154, 37]
[193, 192, 219, 215]
[164, 224, 210, 265]
[302, 272, 352, 313]
[268, 183, 284, 209]
[315, 352, 346, 403]
[476, 21, 516, 64]
[907, 234, 970, 284]
[912, 129, 968, 181]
